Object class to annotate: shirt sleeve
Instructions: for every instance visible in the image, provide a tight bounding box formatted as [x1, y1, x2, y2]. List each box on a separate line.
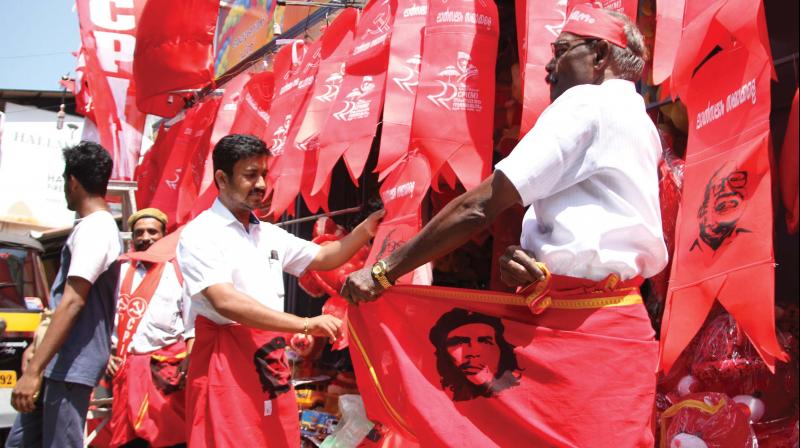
[67, 216, 120, 284]
[494, 88, 599, 206]
[177, 230, 233, 297]
[274, 226, 321, 277]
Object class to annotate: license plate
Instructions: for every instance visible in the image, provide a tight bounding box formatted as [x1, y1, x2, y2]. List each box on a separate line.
[0, 370, 17, 388]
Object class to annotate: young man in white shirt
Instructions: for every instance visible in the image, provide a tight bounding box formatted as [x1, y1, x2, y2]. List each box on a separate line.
[342, 5, 668, 446]
[106, 207, 193, 447]
[8, 142, 121, 448]
[178, 134, 383, 446]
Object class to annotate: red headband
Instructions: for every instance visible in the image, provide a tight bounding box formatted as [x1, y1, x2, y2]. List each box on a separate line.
[562, 4, 628, 48]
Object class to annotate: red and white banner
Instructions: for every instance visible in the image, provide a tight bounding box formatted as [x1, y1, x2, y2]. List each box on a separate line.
[375, 0, 427, 177]
[185, 72, 253, 221]
[348, 280, 657, 446]
[515, 0, 567, 137]
[267, 40, 323, 218]
[566, 0, 637, 19]
[293, 9, 359, 214]
[410, 0, 499, 191]
[660, 44, 787, 374]
[76, 0, 148, 180]
[314, 0, 395, 196]
[147, 97, 221, 229]
[133, 0, 219, 118]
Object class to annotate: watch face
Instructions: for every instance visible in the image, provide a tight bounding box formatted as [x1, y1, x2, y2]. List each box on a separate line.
[371, 265, 381, 275]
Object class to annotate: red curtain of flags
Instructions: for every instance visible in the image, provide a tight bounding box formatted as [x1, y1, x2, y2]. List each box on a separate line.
[123, 0, 794, 379]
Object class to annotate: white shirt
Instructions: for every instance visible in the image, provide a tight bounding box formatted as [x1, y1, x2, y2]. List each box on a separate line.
[66, 210, 121, 284]
[177, 199, 321, 325]
[113, 260, 194, 354]
[495, 79, 668, 281]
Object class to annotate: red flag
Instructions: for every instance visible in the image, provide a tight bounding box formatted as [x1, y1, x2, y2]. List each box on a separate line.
[566, 0, 638, 19]
[670, 0, 773, 102]
[75, 0, 148, 179]
[365, 152, 432, 286]
[229, 71, 274, 141]
[133, 0, 219, 118]
[652, 0, 685, 85]
[293, 9, 359, 214]
[410, 0, 499, 191]
[148, 98, 221, 230]
[186, 72, 253, 222]
[375, 0, 427, 177]
[779, 89, 799, 234]
[660, 45, 788, 374]
[314, 0, 395, 195]
[134, 119, 189, 209]
[348, 278, 658, 446]
[514, 0, 567, 138]
[266, 40, 324, 218]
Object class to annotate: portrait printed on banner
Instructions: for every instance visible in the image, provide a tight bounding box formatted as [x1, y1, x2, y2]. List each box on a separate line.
[429, 308, 522, 401]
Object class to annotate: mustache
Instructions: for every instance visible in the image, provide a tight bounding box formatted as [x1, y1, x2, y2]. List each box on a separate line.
[249, 188, 266, 197]
[457, 361, 486, 371]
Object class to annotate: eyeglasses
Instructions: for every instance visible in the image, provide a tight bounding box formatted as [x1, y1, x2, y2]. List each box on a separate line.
[549, 39, 597, 61]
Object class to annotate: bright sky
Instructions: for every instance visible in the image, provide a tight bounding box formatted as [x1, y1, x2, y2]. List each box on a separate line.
[0, 2, 80, 91]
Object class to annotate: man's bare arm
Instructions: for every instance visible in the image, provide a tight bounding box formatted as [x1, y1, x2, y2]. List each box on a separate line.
[203, 283, 341, 339]
[12, 277, 91, 412]
[341, 173, 521, 303]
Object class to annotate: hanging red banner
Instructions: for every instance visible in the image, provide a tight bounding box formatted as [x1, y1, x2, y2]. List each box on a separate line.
[75, 0, 148, 180]
[293, 9, 359, 214]
[365, 151, 432, 286]
[780, 89, 799, 234]
[409, 0, 499, 191]
[148, 97, 221, 230]
[314, 0, 395, 195]
[670, 0, 773, 102]
[135, 122, 181, 208]
[515, 0, 566, 138]
[267, 40, 323, 218]
[565, 0, 637, 19]
[375, 0, 427, 177]
[229, 71, 275, 141]
[134, 0, 219, 118]
[652, 0, 685, 85]
[347, 283, 657, 446]
[660, 45, 787, 374]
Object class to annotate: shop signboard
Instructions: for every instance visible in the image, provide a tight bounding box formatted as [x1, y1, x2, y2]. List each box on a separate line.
[215, 0, 279, 77]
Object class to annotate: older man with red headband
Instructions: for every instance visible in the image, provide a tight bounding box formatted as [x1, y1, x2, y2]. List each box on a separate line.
[342, 4, 666, 446]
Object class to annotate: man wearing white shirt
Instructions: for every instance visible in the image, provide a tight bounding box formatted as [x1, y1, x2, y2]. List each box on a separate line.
[107, 208, 193, 448]
[178, 134, 383, 446]
[342, 5, 667, 446]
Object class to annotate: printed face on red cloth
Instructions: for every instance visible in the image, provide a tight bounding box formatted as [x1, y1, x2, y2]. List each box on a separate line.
[428, 308, 521, 402]
[693, 163, 750, 252]
[253, 336, 291, 399]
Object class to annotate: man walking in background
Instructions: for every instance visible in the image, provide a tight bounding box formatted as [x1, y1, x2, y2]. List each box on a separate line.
[7, 141, 121, 448]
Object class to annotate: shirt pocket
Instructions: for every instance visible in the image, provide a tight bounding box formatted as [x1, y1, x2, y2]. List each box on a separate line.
[267, 250, 285, 300]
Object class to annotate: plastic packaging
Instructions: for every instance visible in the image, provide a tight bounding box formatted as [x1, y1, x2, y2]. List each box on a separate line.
[320, 395, 375, 448]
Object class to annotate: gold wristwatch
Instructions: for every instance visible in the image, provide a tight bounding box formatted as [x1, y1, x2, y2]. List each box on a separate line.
[371, 260, 393, 289]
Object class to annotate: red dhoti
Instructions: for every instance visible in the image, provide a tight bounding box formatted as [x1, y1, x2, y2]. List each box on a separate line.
[110, 341, 188, 447]
[186, 316, 300, 447]
[348, 272, 658, 447]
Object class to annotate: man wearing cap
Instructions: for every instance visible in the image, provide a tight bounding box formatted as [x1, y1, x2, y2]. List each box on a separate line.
[106, 208, 193, 448]
[342, 5, 666, 446]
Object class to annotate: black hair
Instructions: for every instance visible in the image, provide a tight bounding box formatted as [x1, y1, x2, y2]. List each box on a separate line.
[62, 141, 113, 196]
[429, 308, 522, 401]
[212, 134, 270, 183]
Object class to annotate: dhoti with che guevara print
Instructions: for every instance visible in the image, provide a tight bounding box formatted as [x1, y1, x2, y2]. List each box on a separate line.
[348, 273, 658, 447]
[186, 316, 300, 447]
